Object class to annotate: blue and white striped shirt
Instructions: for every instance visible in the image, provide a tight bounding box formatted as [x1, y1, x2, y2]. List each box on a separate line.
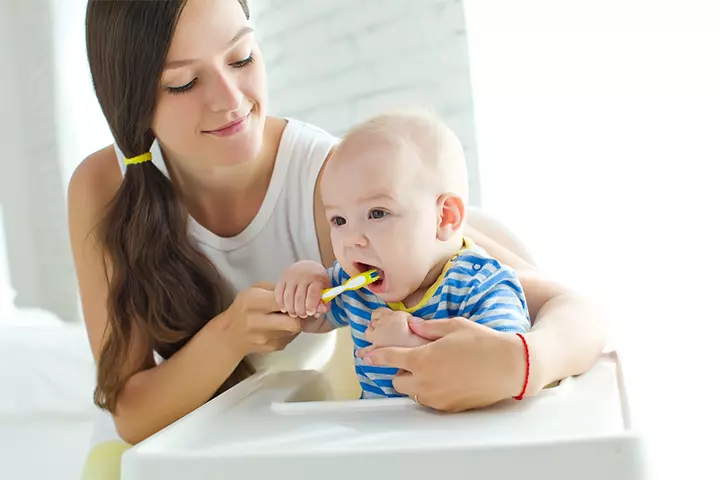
[325, 239, 531, 399]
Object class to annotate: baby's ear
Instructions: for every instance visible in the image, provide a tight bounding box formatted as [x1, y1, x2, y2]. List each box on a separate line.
[436, 193, 465, 241]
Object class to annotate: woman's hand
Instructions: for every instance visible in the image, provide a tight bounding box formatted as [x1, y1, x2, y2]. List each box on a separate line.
[218, 282, 303, 358]
[358, 317, 527, 412]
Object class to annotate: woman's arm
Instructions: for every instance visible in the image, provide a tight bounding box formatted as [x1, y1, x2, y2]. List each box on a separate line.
[68, 149, 299, 444]
[462, 208, 608, 394]
[524, 287, 608, 394]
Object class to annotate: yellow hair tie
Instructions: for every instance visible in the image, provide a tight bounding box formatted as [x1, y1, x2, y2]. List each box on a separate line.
[124, 152, 152, 166]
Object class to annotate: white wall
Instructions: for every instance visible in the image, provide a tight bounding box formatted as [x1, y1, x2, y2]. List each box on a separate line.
[253, 0, 481, 204]
[0, 0, 38, 313]
[0, 0, 112, 322]
[0, 3, 26, 315]
[464, 1, 719, 478]
[0, 0, 79, 322]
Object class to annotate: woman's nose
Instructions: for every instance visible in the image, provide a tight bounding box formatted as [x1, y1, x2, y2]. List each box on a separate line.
[207, 70, 244, 113]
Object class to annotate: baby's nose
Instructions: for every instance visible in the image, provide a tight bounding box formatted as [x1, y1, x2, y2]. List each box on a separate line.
[343, 228, 369, 248]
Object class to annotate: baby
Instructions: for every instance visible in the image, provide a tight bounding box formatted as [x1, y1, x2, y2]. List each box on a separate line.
[275, 109, 530, 399]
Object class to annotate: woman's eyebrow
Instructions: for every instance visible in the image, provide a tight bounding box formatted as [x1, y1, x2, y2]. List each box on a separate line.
[164, 26, 254, 70]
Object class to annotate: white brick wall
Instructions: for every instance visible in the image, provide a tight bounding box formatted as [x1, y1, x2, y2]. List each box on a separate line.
[253, 0, 480, 204]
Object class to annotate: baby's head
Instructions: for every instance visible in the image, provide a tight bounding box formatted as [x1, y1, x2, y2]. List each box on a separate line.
[321, 108, 469, 303]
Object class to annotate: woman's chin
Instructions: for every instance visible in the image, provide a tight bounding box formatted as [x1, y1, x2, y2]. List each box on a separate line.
[209, 139, 263, 167]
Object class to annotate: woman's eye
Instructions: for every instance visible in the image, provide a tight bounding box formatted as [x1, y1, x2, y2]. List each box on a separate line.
[331, 216, 347, 227]
[369, 209, 388, 220]
[165, 78, 197, 94]
[163, 54, 253, 95]
[230, 54, 254, 69]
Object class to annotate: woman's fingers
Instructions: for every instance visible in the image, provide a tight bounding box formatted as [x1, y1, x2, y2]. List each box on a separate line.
[257, 332, 299, 352]
[274, 280, 287, 313]
[246, 283, 282, 313]
[360, 345, 420, 373]
[259, 313, 302, 333]
[390, 370, 417, 397]
[356, 344, 376, 358]
[408, 316, 474, 340]
[252, 281, 275, 291]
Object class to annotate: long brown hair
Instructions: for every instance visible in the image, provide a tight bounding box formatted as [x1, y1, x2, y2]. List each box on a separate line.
[85, 0, 253, 412]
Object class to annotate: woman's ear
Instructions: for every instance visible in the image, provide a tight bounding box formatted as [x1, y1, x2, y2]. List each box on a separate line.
[436, 193, 465, 241]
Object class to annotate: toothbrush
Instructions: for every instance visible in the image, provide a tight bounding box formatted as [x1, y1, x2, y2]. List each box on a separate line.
[321, 270, 380, 302]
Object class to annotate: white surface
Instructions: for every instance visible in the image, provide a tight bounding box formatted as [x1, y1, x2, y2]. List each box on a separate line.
[123, 351, 647, 480]
[0, 417, 95, 480]
[0, 313, 96, 416]
[0, 309, 97, 480]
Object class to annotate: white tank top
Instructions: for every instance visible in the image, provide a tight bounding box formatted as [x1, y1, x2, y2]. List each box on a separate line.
[112, 118, 339, 373]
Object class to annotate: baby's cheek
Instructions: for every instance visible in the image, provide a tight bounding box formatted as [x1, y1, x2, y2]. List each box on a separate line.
[398, 242, 426, 269]
[329, 231, 344, 259]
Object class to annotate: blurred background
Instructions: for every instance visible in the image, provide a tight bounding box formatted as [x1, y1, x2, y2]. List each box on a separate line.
[0, 0, 718, 478]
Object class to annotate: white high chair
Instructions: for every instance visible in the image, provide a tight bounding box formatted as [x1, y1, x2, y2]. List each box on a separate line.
[121, 328, 648, 479]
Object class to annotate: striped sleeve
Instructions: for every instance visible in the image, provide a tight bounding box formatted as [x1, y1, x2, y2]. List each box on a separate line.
[463, 265, 531, 333]
[323, 262, 349, 328]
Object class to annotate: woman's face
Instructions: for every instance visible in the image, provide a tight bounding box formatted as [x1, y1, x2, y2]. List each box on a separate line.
[153, 0, 267, 168]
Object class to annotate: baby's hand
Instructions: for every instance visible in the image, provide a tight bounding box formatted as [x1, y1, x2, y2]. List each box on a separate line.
[365, 308, 430, 348]
[275, 261, 331, 318]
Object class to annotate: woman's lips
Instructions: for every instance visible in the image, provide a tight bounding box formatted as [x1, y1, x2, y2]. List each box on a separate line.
[203, 112, 250, 137]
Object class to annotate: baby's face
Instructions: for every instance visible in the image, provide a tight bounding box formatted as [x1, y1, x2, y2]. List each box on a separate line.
[321, 139, 440, 303]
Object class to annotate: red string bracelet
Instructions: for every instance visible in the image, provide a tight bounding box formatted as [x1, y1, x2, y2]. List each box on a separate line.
[513, 333, 530, 400]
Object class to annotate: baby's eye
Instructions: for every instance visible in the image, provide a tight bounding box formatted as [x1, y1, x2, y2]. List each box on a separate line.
[331, 216, 347, 227]
[369, 209, 388, 220]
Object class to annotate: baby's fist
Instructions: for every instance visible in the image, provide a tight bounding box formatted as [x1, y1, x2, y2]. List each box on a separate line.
[365, 309, 428, 348]
[275, 261, 331, 318]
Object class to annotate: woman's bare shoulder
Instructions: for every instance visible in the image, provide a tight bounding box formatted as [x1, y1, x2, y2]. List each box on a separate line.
[66, 145, 125, 360]
[67, 144, 123, 213]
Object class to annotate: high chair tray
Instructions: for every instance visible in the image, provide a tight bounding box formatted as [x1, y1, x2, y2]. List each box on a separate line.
[122, 351, 646, 479]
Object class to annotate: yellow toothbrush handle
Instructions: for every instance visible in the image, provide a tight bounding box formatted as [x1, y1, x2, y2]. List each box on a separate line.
[321, 269, 379, 302]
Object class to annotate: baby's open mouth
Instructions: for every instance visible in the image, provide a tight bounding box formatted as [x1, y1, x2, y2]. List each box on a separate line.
[353, 262, 386, 291]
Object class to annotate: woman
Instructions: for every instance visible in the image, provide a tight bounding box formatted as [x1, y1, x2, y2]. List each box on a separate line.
[70, 0, 606, 477]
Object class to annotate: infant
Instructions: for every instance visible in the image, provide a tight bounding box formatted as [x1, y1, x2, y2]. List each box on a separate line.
[275, 109, 530, 399]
